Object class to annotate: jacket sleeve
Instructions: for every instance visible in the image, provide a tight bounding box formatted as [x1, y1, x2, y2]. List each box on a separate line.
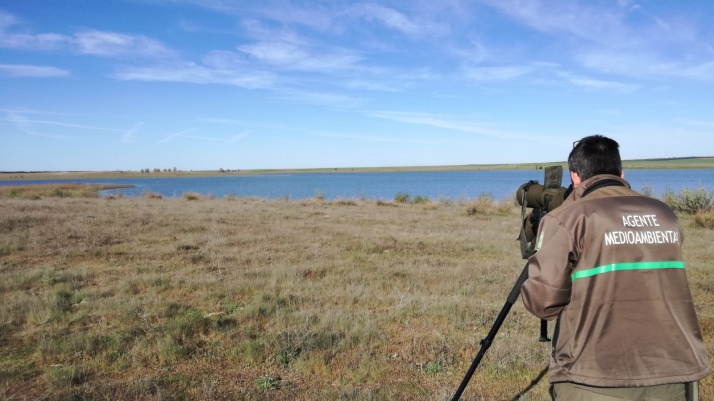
[520, 216, 574, 320]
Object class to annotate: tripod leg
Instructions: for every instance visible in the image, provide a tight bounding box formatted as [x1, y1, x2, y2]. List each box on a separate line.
[450, 264, 530, 401]
[539, 319, 550, 342]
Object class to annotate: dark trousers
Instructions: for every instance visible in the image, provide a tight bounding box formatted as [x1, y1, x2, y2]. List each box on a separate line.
[549, 382, 698, 401]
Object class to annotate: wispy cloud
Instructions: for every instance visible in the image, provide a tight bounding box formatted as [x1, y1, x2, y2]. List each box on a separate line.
[74, 30, 175, 58]
[225, 131, 250, 143]
[121, 122, 144, 143]
[0, 11, 174, 59]
[480, 1, 714, 82]
[579, 51, 714, 82]
[157, 128, 248, 144]
[311, 129, 462, 144]
[157, 128, 198, 144]
[464, 65, 533, 81]
[368, 111, 530, 140]
[0, 115, 123, 132]
[480, 0, 633, 47]
[277, 90, 366, 108]
[0, 64, 70, 77]
[348, 3, 421, 35]
[4, 113, 74, 139]
[559, 72, 638, 92]
[114, 62, 276, 88]
[238, 41, 361, 72]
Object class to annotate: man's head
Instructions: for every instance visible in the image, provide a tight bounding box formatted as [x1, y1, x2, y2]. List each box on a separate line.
[568, 135, 623, 187]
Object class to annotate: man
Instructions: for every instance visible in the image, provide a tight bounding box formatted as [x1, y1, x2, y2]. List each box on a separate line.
[521, 135, 710, 400]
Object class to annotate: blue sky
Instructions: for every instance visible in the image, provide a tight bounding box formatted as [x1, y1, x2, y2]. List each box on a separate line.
[2, 0, 714, 171]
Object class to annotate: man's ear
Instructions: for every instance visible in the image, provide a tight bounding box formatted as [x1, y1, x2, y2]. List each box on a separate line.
[570, 171, 582, 188]
[621, 171, 625, 179]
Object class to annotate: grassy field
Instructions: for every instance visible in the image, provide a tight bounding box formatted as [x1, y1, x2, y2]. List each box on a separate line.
[0, 188, 712, 400]
[1, 157, 712, 181]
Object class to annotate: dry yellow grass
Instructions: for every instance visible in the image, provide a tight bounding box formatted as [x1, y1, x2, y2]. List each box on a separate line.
[0, 190, 712, 400]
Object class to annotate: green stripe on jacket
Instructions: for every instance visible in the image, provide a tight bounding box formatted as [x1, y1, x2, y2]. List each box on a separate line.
[571, 261, 685, 281]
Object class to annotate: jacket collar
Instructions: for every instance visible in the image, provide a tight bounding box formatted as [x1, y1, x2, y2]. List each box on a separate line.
[569, 174, 631, 201]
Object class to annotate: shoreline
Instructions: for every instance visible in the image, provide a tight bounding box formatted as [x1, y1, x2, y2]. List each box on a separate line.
[2, 157, 714, 181]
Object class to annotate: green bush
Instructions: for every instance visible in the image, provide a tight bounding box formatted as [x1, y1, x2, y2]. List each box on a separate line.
[413, 195, 430, 204]
[394, 192, 411, 204]
[639, 184, 655, 198]
[663, 186, 713, 214]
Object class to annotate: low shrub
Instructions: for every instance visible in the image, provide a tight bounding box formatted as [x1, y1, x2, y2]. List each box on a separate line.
[663, 186, 713, 214]
[466, 193, 494, 215]
[639, 184, 655, 198]
[413, 195, 430, 204]
[183, 192, 201, 201]
[394, 192, 411, 204]
[332, 198, 357, 206]
[144, 192, 163, 199]
[694, 210, 714, 229]
[314, 191, 326, 201]
[376, 200, 397, 207]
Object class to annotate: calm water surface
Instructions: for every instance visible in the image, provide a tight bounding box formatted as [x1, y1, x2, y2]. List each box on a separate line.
[1, 170, 713, 200]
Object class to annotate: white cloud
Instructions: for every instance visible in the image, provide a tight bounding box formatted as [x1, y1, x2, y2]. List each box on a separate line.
[238, 41, 362, 72]
[225, 131, 250, 143]
[0, 64, 70, 77]
[157, 128, 248, 144]
[277, 90, 366, 109]
[0, 11, 70, 50]
[349, 3, 420, 35]
[121, 122, 144, 143]
[201, 50, 245, 69]
[480, 0, 633, 47]
[4, 112, 74, 139]
[465, 66, 533, 81]
[559, 72, 638, 92]
[311, 130, 448, 144]
[480, 1, 714, 82]
[579, 51, 714, 81]
[368, 111, 530, 140]
[0, 115, 124, 132]
[74, 30, 175, 58]
[157, 128, 198, 144]
[0, 11, 174, 58]
[114, 62, 276, 88]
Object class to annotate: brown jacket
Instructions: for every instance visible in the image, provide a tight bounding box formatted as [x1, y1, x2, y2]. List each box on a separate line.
[521, 175, 710, 387]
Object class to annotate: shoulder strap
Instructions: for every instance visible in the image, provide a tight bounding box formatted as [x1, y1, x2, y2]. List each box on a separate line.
[582, 179, 625, 197]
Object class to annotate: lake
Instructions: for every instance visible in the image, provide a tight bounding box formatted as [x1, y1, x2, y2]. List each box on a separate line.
[1, 170, 713, 201]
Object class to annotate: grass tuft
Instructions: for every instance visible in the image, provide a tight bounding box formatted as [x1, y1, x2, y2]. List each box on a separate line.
[144, 192, 163, 199]
[255, 375, 281, 392]
[332, 198, 357, 206]
[183, 192, 201, 201]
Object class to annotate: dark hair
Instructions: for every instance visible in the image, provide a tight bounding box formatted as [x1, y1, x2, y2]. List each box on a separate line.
[568, 135, 622, 181]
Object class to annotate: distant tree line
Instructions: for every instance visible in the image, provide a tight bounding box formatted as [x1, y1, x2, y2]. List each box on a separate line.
[141, 168, 178, 173]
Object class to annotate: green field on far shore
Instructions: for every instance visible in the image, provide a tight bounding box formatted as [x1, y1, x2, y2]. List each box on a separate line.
[2, 157, 713, 181]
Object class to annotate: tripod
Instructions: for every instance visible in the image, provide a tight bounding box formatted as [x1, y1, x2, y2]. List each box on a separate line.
[450, 263, 547, 401]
